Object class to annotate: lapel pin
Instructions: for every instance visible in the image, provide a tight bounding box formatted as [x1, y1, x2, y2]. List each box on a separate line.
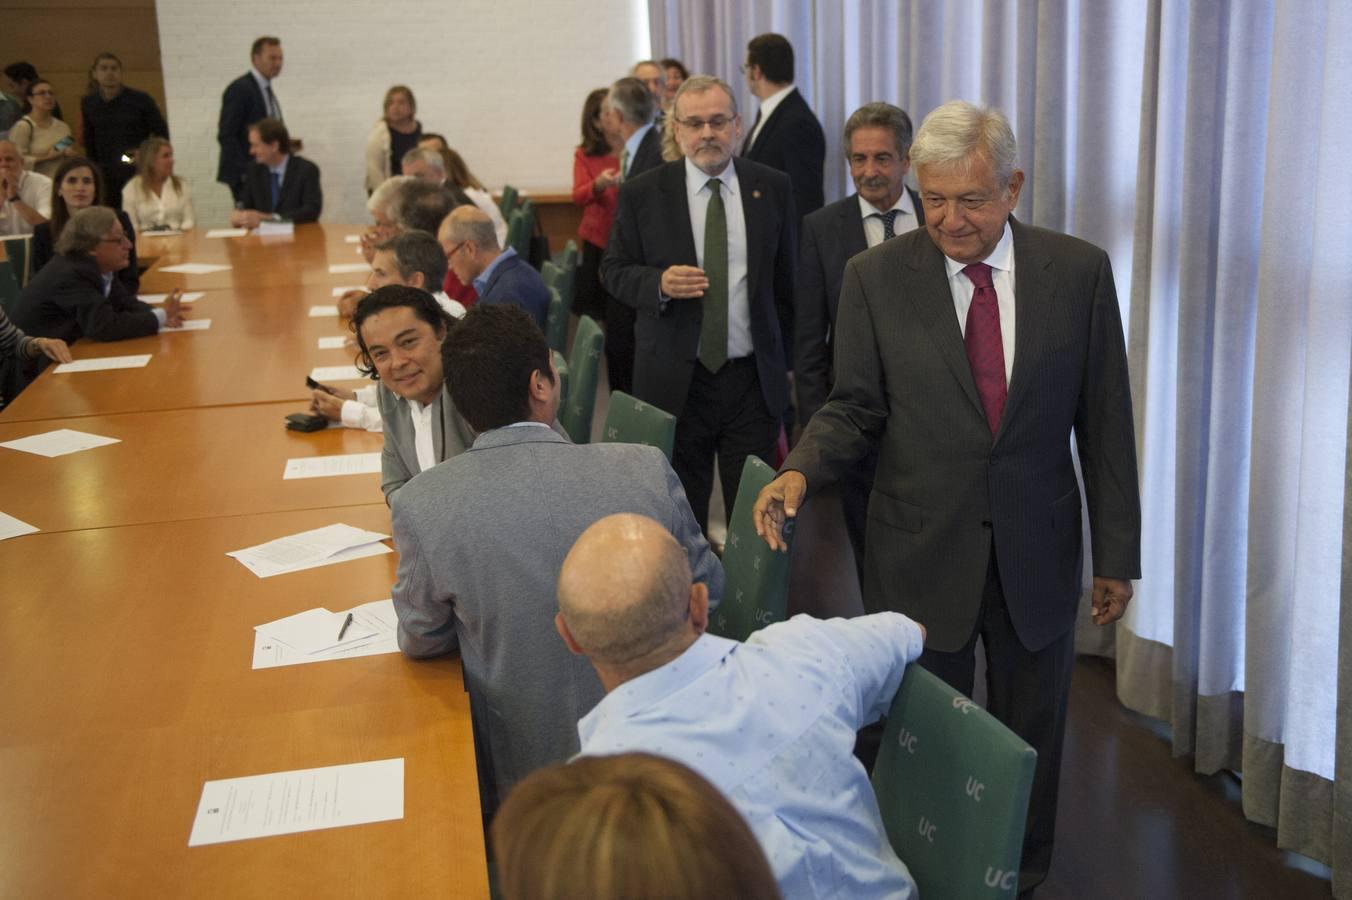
[752, 189, 761, 199]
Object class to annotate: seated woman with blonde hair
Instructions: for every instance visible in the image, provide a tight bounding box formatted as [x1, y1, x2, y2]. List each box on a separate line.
[491, 753, 781, 900]
[121, 136, 195, 233]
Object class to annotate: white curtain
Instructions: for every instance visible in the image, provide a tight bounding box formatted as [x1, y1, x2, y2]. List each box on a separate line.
[653, 0, 1348, 890]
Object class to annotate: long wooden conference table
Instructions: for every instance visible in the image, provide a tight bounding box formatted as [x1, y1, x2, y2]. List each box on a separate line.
[0, 225, 490, 898]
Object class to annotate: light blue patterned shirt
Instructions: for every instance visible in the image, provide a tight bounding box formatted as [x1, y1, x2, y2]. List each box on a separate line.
[577, 613, 924, 900]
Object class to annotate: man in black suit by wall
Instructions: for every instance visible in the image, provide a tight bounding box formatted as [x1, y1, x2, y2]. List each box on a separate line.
[603, 75, 796, 533]
[599, 77, 663, 394]
[229, 118, 322, 227]
[795, 102, 923, 582]
[217, 37, 284, 202]
[741, 33, 825, 228]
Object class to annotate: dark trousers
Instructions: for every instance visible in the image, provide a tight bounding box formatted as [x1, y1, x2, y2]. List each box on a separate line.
[672, 357, 779, 533]
[916, 548, 1076, 888]
[574, 240, 610, 321]
[839, 441, 880, 586]
[604, 296, 636, 394]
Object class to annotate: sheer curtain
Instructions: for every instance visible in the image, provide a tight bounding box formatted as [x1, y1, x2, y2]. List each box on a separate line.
[653, 0, 1348, 890]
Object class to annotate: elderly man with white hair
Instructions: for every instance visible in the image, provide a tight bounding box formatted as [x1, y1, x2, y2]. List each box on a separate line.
[755, 99, 1141, 891]
[0, 139, 51, 235]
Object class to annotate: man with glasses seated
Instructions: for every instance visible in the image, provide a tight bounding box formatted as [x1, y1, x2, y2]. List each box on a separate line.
[602, 74, 796, 535]
[437, 205, 549, 329]
[9, 206, 184, 385]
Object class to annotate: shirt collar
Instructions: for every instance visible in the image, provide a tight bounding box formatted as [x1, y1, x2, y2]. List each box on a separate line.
[624, 122, 653, 160]
[684, 156, 738, 201]
[943, 220, 1015, 279]
[100, 272, 114, 297]
[577, 634, 738, 744]
[756, 84, 796, 121]
[250, 67, 272, 91]
[472, 245, 517, 293]
[268, 154, 290, 179]
[858, 188, 915, 221]
[503, 421, 553, 429]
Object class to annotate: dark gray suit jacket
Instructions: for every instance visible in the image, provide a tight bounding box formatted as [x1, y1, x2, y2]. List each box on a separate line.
[390, 425, 723, 800]
[239, 155, 323, 223]
[794, 189, 923, 425]
[601, 157, 797, 419]
[783, 219, 1141, 653]
[217, 72, 271, 188]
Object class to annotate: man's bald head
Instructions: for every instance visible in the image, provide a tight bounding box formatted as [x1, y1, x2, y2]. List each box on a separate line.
[444, 204, 498, 249]
[558, 514, 696, 671]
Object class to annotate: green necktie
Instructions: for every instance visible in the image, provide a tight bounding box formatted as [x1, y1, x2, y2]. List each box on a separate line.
[699, 178, 729, 372]
[619, 147, 630, 180]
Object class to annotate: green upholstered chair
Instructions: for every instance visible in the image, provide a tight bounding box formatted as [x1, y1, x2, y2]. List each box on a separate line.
[872, 666, 1037, 899]
[558, 314, 603, 443]
[551, 350, 569, 403]
[600, 390, 676, 460]
[708, 456, 793, 642]
[544, 285, 570, 353]
[0, 260, 19, 313]
[513, 199, 536, 259]
[3, 236, 29, 287]
[540, 259, 562, 289]
[498, 185, 518, 217]
[505, 211, 526, 261]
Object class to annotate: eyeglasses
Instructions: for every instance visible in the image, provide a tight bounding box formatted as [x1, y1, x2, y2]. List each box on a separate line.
[676, 116, 735, 133]
[30, 89, 55, 97]
[444, 240, 468, 259]
[100, 234, 130, 244]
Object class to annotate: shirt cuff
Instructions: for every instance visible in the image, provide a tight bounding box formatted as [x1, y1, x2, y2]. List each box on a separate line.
[153, 308, 167, 326]
[339, 399, 366, 428]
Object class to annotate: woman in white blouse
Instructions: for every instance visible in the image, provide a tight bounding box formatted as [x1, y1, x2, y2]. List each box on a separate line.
[121, 136, 195, 233]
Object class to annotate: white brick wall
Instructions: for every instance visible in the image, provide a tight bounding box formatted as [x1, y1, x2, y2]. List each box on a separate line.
[155, 0, 648, 226]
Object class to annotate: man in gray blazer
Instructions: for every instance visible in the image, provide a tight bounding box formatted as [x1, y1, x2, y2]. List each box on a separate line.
[345, 285, 476, 504]
[390, 304, 722, 811]
[756, 101, 1141, 890]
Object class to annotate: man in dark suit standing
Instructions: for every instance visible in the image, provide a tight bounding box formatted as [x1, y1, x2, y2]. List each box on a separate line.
[741, 33, 825, 227]
[229, 118, 322, 226]
[603, 75, 796, 533]
[599, 76, 663, 394]
[755, 101, 1141, 891]
[796, 102, 923, 582]
[217, 36, 284, 202]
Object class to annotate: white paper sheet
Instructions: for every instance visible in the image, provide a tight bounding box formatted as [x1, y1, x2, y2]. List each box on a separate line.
[254, 607, 377, 655]
[331, 285, 365, 297]
[252, 600, 399, 669]
[308, 365, 365, 382]
[344, 234, 361, 243]
[140, 291, 206, 305]
[283, 453, 381, 480]
[53, 355, 151, 373]
[308, 305, 339, 318]
[226, 523, 391, 578]
[257, 220, 294, 236]
[187, 758, 404, 846]
[0, 429, 121, 458]
[316, 336, 348, 349]
[140, 228, 183, 237]
[160, 319, 212, 332]
[328, 263, 370, 274]
[204, 228, 248, 238]
[157, 263, 232, 275]
[0, 511, 39, 541]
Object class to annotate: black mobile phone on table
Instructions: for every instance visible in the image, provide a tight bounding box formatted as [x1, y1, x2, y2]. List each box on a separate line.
[305, 376, 341, 395]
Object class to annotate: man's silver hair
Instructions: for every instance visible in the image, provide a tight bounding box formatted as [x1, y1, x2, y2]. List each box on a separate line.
[910, 100, 1019, 188]
[607, 77, 655, 126]
[401, 146, 445, 175]
[367, 175, 414, 218]
[672, 74, 739, 119]
[56, 206, 118, 256]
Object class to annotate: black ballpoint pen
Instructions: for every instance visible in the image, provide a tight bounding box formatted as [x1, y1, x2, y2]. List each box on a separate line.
[337, 612, 354, 641]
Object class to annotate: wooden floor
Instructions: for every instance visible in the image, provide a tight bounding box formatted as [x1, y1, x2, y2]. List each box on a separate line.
[1032, 656, 1331, 899]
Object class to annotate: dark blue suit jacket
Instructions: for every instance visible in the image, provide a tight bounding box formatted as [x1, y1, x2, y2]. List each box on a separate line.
[601, 157, 796, 419]
[477, 250, 550, 330]
[239, 156, 323, 223]
[217, 73, 270, 189]
[742, 88, 825, 225]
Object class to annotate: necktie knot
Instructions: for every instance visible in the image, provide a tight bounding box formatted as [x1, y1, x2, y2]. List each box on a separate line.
[962, 262, 994, 292]
[877, 209, 900, 240]
[707, 178, 722, 197]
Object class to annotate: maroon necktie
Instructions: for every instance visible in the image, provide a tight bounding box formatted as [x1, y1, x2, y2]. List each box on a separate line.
[962, 263, 1007, 435]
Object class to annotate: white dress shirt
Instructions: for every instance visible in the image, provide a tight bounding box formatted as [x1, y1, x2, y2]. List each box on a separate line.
[341, 384, 383, 432]
[747, 84, 795, 150]
[250, 67, 280, 119]
[122, 177, 196, 233]
[408, 397, 437, 473]
[684, 157, 752, 359]
[942, 222, 1016, 385]
[858, 189, 919, 248]
[0, 169, 52, 236]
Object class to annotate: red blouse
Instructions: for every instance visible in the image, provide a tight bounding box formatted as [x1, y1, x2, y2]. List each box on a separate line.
[572, 147, 620, 248]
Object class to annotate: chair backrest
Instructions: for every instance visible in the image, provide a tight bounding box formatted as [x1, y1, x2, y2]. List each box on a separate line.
[554, 247, 577, 317]
[559, 314, 603, 443]
[562, 239, 579, 273]
[551, 350, 569, 403]
[708, 456, 792, 642]
[3, 236, 29, 288]
[0, 260, 20, 313]
[544, 285, 569, 353]
[600, 390, 676, 460]
[513, 199, 536, 259]
[505, 210, 526, 260]
[498, 185, 518, 217]
[871, 667, 1037, 900]
[540, 260, 561, 289]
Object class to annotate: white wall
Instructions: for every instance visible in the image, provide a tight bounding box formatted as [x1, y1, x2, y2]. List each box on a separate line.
[155, 0, 648, 227]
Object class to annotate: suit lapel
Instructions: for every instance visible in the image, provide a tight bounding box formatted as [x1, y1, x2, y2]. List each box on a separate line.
[998, 219, 1052, 443]
[431, 387, 448, 461]
[746, 88, 794, 157]
[841, 195, 867, 256]
[736, 159, 766, 294]
[662, 162, 698, 264]
[909, 187, 926, 227]
[905, 235, 985, 420]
